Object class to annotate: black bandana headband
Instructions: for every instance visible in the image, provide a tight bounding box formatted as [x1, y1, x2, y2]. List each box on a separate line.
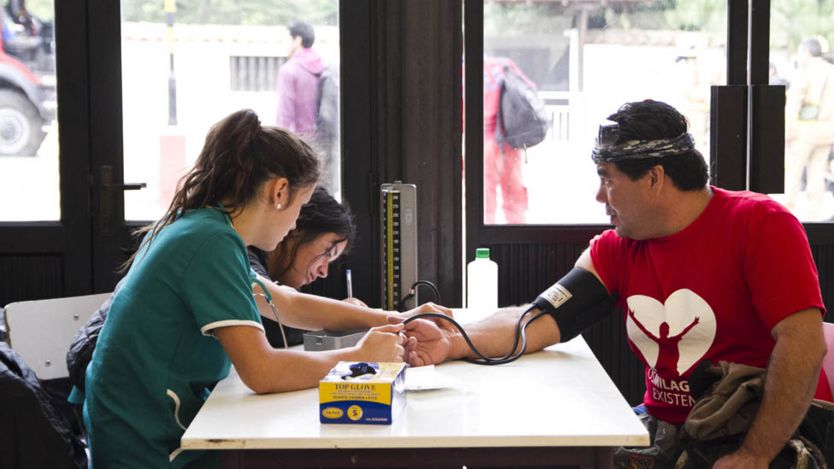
[591, 120, 696, 163]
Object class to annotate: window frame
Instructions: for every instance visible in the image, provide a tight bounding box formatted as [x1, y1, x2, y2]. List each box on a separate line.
[464, 0, 606, 263]
[464, 0, 831, 257]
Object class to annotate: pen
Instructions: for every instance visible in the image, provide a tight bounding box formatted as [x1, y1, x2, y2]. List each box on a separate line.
[346, 268, 353, 298]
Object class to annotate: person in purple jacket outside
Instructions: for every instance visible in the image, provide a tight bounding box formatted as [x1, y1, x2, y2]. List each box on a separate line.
[277, 20, 341, 194]
[276, 21, 322, 138]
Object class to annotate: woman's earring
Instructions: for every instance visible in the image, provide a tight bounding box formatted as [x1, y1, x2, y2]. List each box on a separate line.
[276, 203, 282, 210]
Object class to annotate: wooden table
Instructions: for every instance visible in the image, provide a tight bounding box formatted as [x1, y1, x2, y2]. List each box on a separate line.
[181, 314, 649, 468]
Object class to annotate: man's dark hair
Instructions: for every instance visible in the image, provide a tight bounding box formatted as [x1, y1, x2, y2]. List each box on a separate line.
[800, 37, 823, 58]
[607, 100, 709, 191]
[289, 21, 315, 48]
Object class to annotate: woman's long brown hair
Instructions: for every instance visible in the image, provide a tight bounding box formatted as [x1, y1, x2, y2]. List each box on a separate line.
[124, 109, 320, 270]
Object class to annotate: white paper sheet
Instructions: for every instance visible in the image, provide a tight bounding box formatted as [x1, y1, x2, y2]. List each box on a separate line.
[405, 365, 458, 391]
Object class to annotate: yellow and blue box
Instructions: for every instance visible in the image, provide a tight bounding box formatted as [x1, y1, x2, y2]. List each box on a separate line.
[319, 361, 406, 424]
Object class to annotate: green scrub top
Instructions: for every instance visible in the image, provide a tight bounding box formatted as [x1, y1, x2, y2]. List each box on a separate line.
[84, 208, 263, 468]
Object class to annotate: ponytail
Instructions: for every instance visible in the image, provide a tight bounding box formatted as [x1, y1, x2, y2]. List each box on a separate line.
[124, 109, 320, 270]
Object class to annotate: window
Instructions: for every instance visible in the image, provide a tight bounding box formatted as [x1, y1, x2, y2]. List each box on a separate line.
[769, 0, 834, 222]
[120, 0, 341, 221]
[0, 0, 58, 221]
[479, 0, 726, 225]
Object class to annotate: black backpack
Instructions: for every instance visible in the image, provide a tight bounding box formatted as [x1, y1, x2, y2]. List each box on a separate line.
[315, 65, 339, 142]
[497, 63, 549, 150]
[66, 279, 122, 392]
[1, 343, 87, 468]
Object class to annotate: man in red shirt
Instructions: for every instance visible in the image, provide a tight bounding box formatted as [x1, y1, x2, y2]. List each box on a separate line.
[406, 100, 827, 468]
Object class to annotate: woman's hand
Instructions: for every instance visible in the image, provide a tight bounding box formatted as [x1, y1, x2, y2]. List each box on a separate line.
[399, 302, 457, 333]
[402, 301, 454, 319]
[353, 323, 412, 362]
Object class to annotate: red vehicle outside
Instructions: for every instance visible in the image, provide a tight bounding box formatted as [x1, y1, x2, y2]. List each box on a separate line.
[0, 1, 53, 156]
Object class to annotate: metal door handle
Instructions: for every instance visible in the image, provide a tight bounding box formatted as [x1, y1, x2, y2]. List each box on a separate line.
[105, 182, 147, 191]
[99, 165, 146, 234]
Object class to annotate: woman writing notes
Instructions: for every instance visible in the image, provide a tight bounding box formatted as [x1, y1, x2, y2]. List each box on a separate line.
[252, 186, 359, 297]
[248, 186, 368, 347]
[82, 110, 446, 468]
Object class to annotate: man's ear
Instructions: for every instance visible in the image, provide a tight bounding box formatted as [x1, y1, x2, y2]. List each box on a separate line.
[648, 165, 666, 191]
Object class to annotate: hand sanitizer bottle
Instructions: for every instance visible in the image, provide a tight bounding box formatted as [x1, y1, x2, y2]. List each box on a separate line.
[466, 247, 498, 311]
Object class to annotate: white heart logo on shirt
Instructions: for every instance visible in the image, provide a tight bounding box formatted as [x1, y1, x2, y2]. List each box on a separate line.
[626, 289, 717, 377]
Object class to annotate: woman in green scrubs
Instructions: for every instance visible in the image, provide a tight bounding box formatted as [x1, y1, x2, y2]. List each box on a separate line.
[83, 110, 410, 468]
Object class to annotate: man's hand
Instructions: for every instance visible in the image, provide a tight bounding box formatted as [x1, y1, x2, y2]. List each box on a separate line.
[713, 448, 769, 469]
[715, 308, 824, 467]
[403, 319, 457, 366]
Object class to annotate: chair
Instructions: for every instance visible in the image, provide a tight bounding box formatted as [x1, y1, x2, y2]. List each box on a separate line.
[3, 293, 110, 380]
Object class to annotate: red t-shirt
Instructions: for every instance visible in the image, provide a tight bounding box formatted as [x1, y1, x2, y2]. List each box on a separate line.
[590, 187, 827, 424]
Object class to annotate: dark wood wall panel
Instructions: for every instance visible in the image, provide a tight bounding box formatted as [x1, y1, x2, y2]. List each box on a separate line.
[400, 0, 464, 308]
[0, 255, 64, 307]
[341, 0, 462, 309]
[490, 242, 586, 306]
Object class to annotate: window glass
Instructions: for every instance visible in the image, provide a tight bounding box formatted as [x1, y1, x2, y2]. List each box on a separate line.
[0, 0, 58, 221]
[769, 1, 834, 222]
[121, 0, 340, 221]
[481, 1, 725, 225]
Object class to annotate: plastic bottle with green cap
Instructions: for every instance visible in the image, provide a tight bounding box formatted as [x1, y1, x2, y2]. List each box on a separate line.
[466, 247, 498, 311]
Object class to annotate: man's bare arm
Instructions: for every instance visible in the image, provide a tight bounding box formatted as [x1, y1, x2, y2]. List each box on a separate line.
[714, 308, 825, 468]
[449, 306, 562, 360]
[404, 306, 561, 366]
[407, 248, 604, 366]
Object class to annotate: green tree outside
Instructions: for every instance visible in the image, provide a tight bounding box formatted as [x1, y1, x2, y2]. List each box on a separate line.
[771, 0, 834, 55]
[119, 0, 337, 26]
[21, 0, 337, 25]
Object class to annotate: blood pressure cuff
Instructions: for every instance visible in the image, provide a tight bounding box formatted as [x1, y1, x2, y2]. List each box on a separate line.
[531, 268, 618, 343]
